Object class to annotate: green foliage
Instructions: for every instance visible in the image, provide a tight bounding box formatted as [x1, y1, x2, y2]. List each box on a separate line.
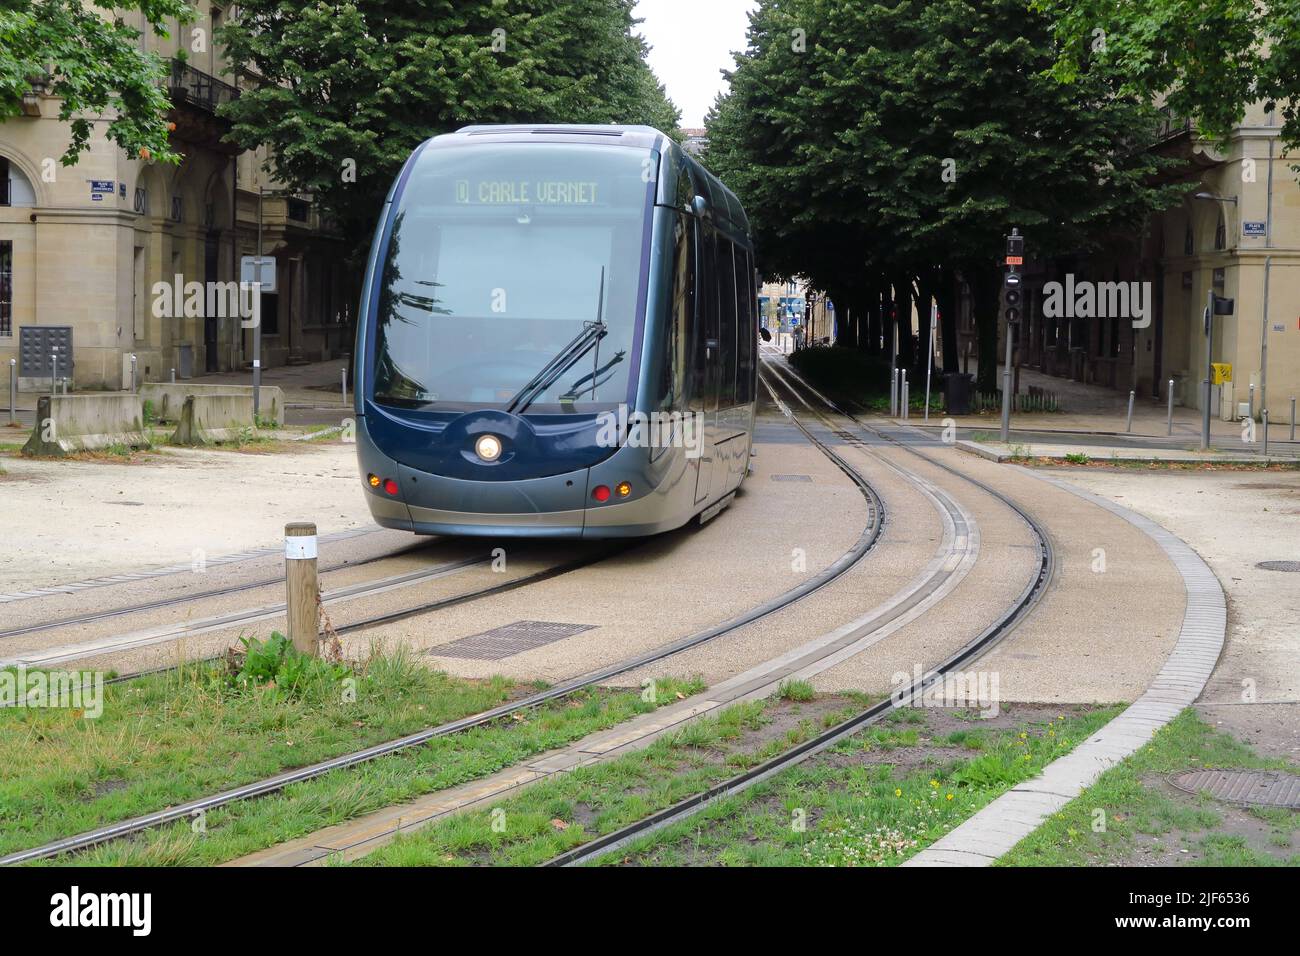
[0, 0, 191, 165]
[230, 632, 351, 695]
[1036, 0, 1300, 161]
[706, 0, 1184, 389]
[216, 0, 680, 249]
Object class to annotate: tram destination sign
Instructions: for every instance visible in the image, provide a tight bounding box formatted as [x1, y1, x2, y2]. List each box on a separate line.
[455, 179, 600, 205]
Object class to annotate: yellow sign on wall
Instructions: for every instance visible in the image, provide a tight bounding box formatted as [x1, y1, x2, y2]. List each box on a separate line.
[1211, 363, 1233, 385]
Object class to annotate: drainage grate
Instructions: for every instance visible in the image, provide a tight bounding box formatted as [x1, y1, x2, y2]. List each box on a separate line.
[1256, 560, 1300, 572]
[1170, 770, 1300, 808]
[431, 620, 596, 661]
[771, 474, 812, 482]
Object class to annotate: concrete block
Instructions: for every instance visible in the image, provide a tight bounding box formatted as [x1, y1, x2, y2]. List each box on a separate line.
[170, 393, 255, 445]
[20, 394, 148, 457]
[140, 382, 284, 426]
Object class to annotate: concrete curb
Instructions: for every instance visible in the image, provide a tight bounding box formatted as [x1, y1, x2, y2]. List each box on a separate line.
[955, 438, 1295, 466]
[903, 469, 1226, 867]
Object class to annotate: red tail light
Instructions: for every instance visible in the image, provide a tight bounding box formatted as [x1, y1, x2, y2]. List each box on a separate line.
[591, 484, 611, 503]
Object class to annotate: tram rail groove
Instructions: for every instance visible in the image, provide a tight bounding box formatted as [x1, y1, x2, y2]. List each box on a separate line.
[0, 538, 450, 643]
[1, 420, 887, 866]
[540, 357, 1054, 867]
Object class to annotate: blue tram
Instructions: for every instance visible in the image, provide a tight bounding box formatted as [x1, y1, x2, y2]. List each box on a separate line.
[353, 125, 758, 537]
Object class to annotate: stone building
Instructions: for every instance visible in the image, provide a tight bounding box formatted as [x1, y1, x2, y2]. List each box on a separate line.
[965, 105, 1300, 420]
[0, 2, 351, 390]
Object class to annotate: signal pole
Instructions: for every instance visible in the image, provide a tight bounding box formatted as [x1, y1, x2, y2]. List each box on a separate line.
[999, 229, 1024, 443]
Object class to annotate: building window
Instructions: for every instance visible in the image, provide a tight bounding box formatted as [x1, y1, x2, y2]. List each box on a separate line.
[134, 187, 148, 215]
[170, 195, 184, 222]
[1184, 225, 1194, 255]
[1214, 215, 1226, 251]
[1, 241, 12, 336]
[1, 157, 9, 206]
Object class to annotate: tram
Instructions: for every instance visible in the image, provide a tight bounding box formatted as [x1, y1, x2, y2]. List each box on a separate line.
[353, 124, 758, 537]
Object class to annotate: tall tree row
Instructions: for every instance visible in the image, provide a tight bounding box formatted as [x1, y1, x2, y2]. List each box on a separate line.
[705, 0, 1183, 391]
[219, 0, 680, 246]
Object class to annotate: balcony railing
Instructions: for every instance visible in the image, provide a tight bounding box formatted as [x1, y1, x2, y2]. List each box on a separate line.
[1152, 107, 1193, 144]
[167, 59, 239, 114]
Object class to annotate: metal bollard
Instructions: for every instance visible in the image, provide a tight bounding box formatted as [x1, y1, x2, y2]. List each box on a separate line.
[341, 367, 348, 406]
[130, 354, 137, 393]
[901, 371, 909, 420]
[1125, 390, 1135, 433]
[1262, 409, 1269, 457]
[8, 358, 16, 425]
[50, 349, 57, 395]
[170, 368, 176, 383]
[284, 522, 320, 656]
[1248, 384, 1255, 420]
[1291, 397, 1296, 443]
[1167, 379, 1175, 436]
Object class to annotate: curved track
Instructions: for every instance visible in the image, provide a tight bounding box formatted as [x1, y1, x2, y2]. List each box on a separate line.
[1, 411, 888, 866]
[542, 353, 1055, 866]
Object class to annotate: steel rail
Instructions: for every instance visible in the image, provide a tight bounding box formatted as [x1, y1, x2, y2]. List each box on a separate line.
[0, 538, 456, 643]
[542, 358, 1054, 866]
[2, 417, 887, 866]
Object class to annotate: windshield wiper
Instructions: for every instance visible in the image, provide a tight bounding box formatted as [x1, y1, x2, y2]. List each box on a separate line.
[506, 268, 608, 415]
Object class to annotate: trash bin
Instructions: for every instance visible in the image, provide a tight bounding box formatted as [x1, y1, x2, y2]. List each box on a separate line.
[944, 372, 973, 416]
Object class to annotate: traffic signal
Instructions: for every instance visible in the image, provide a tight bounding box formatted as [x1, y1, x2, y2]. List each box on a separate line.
[1002, 271, 1023, 325]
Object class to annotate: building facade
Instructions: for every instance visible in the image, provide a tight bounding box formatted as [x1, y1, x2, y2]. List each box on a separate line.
[0, 2, 351, 390]
[971, 105, 1300, 419]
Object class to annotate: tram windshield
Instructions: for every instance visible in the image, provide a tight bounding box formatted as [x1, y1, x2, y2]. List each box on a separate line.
[371, 142, 652, 413]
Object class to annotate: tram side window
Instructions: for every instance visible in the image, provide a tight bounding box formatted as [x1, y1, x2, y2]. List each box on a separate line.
[733, 244, 754, 403]
[688, 219, 714, 412]
[716, 233, 738, 408]
[662, 213, 693, 411]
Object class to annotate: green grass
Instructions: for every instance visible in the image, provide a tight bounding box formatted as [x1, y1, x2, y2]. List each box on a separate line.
[1000, 709, 1300, 867]
[1063, 452, 1090, 464]
[604, 705, 1120, 866]
[777, 679, 816, 702]
[351, 699, 1118, 867]
[1, 642, 703, 864]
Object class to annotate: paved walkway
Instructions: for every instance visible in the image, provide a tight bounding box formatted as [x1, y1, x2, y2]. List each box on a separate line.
[948, 359, 1298, 448]
[903, 468, 1227, 867]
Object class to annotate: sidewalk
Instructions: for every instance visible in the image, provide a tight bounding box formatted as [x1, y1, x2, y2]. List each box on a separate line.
[934, 359, 1299, 453]
[3, 358, 352, 430]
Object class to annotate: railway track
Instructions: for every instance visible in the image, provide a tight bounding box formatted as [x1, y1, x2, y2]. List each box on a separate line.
[1, 407, 889, 865]
[541, 353, 1054, 866]
[236, 370, 1024, 866]
[0, 536, 444, 643]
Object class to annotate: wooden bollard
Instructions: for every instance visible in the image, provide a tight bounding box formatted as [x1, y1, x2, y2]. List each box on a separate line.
[284, 522, 319, 656]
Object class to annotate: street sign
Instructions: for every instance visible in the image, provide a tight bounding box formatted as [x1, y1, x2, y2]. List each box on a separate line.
[1243, 221, 1267, 237]
[240, 255, 277, 293]
[1211, 363, 1232, 385]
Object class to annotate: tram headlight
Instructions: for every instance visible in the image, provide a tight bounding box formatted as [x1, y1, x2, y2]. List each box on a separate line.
[474, 434, 503, 462]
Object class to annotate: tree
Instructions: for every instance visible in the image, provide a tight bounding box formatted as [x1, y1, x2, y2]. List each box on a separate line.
[705, 0, 1182, 390]
[1035, 0, 1300, 158]
[0, 0, 191, 165]
[217, 0, 680, 246]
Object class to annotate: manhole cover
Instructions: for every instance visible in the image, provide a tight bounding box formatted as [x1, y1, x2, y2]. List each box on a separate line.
[431, 620, 595, 661]
[1256, 560, 1300, 572]
[1170, 770, 1300, 808]
[771, 474, 812, 482]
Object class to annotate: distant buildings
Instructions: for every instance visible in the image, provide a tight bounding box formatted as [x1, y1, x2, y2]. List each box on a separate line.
[681, 128, 708, 157]
[0, 2, 350, 389]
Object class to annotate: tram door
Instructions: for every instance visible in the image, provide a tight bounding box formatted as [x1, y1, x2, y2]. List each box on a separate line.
[690, 217, 720, 504]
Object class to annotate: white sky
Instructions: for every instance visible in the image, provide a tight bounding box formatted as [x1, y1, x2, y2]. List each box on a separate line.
[633, 0, 758, 128]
